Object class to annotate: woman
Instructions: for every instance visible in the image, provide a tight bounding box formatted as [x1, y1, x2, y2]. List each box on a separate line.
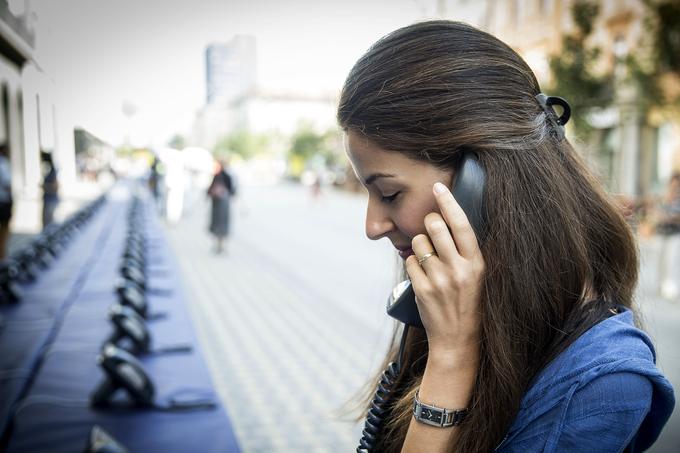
[41, 152, 59, 230]
[207, 159, 236, 253]
[338, 21, 674, 452]
[0, 144, 12, 260]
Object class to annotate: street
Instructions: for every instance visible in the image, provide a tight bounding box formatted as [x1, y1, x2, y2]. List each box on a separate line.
[165, 182, 679, 452]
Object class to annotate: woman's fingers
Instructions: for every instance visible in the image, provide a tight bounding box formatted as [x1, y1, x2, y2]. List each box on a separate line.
[404, 253, 431, 308]
[411, 233, 439, 270]
[433, 182, 480, 259]
[424, 212, 457, 263]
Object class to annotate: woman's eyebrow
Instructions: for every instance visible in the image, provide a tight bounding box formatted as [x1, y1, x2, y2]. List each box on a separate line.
[365, 173, 395, 186]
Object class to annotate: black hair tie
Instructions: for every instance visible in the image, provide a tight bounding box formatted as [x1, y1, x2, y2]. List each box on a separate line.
[535, 93, 571, 140]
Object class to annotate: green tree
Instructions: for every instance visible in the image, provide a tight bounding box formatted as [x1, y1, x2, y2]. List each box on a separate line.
[629, 0, 680, 111]
[548, 0, 614, 138]
[649, 0, 680, 77]
[213, 130, 268, 160]
[286, 125, 344, 179]
[289, 127, 325, 161]
[288, 125, 342, 165]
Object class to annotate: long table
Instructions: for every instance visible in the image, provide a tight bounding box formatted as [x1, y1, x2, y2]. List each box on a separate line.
[1, 183, 240, 452]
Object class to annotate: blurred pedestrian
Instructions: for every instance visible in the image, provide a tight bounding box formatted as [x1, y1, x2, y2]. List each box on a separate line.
[207, 159, 236, 254]
[655, 172, 680, 301]
[149, 156, 161, 202]
[340, 21, 674, 452]
[310, 172, 322, 200]
[0, 144, 12, 260]
[41, 152, 59, 230]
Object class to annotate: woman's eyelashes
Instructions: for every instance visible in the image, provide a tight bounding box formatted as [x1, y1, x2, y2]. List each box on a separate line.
[381, 192, 401, 204]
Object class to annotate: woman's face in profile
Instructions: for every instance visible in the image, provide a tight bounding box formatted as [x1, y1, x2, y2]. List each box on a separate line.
[345, 130, 453, 260]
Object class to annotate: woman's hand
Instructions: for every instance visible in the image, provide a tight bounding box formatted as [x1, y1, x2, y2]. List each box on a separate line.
[405, 182, 485, 364]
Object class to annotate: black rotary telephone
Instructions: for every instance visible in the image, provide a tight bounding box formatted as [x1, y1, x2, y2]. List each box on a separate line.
[357, 152, 487, 453]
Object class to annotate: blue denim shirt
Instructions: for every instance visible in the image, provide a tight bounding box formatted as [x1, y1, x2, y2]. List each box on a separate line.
[497, 308, 675, 452]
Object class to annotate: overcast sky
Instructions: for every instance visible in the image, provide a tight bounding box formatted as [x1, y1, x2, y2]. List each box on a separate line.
[29, 0, 483, 148]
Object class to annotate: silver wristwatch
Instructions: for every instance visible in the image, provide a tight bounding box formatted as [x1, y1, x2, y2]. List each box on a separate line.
[413, 391, 469, 428]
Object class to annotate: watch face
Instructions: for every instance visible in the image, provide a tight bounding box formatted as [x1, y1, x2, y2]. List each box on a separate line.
[421, 408, 442, 424]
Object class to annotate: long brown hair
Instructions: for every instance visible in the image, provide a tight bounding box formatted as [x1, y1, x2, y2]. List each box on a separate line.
[337, 21, 639, 452]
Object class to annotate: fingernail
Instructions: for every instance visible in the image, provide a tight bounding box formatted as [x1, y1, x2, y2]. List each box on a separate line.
[433, 182, 447, 194]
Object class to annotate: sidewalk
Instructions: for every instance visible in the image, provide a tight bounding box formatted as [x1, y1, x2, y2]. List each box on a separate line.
[164, 183, 394, 452]
[636, 235, 680, 453]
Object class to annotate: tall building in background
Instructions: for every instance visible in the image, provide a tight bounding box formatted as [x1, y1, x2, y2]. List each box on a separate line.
[194, 34, 336, 153]
[205, 36, 256, 106]
[194, 36, 256, 149]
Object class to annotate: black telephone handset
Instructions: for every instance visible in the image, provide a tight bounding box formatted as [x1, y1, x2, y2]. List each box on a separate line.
[106, 303, 192, 356]
[108, 304, 151, 354]
[386, 153, 487, 328]
[91, 344, 155, 408]
[117, 281, 148, 318]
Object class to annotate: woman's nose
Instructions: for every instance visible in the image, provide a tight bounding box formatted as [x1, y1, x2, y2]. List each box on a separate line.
[365, 201, 393, 240]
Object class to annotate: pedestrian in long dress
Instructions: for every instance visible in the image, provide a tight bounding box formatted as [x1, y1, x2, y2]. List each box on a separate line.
[207, 160, 236, 254]
[41, 152, 59, 230]
[0, 144, 12, 260]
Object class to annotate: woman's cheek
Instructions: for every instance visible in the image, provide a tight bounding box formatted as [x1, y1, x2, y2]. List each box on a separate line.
[400, 209, 430, 238]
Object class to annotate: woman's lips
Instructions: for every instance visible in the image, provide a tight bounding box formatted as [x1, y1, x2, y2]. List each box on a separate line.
[398, 247, 414, 260]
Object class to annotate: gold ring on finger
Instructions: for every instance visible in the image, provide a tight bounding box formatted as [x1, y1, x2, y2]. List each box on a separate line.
[418, 252, 437, 265]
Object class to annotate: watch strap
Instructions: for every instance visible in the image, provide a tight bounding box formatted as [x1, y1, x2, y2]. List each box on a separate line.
[413, 390, 469, 428]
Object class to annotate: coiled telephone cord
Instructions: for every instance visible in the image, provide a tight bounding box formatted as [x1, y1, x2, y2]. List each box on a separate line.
[357, 324, 410, 452]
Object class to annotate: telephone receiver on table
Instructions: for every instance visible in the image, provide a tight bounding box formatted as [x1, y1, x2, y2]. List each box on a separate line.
[386, 153, 487, 329]
[91, 343, 215, 411]
[91, 344, 155, 408]
[106, 303, 192, 356]
[108, 303, 151, 354]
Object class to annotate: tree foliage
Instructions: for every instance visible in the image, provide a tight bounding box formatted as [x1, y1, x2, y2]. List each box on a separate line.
[633, 0, 680, 110]
[213, 130, 269, 160]
[288, 125, 342, 167]
[650, 0, 680, 76]
[548, 1, 613, 138]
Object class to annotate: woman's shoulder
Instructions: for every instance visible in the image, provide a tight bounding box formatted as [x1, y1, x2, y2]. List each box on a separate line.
[529, 310, 657, 392]
[499, 308, 675, 452]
